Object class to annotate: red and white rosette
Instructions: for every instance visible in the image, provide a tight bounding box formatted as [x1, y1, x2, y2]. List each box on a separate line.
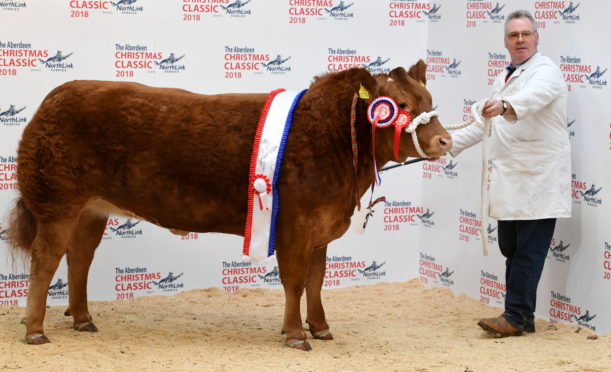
[367, 96, 399, 128]
[252, 174, 272, 211]
[393, 110, 412, 160]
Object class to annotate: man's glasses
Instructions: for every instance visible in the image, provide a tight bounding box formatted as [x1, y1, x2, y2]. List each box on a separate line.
[506, 31, 536, 40]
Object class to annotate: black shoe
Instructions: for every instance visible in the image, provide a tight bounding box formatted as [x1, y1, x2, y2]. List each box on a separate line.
[524, 321, 535, 333]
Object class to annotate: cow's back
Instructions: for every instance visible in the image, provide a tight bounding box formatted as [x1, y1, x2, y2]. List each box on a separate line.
[18, 80, 267, 233]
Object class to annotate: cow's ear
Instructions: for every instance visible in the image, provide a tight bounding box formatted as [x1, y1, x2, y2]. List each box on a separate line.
[407, 59, 427, 86]
[352, 68, 378, 102]
[389, 67, 409, 85]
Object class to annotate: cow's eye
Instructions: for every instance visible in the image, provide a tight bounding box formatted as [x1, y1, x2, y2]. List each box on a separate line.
[399, 103, 407, 109]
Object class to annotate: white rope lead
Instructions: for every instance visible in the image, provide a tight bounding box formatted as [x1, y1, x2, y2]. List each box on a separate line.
[445, 99, 491, 256]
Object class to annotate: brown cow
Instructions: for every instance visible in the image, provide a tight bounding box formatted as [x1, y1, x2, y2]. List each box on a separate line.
[8, 60, 451, 350]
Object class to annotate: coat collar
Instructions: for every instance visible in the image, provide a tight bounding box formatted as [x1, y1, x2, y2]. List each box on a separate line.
[504, 51, 540, 84]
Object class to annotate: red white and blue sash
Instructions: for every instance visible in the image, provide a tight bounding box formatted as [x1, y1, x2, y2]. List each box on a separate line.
[243, 89, 307, 261]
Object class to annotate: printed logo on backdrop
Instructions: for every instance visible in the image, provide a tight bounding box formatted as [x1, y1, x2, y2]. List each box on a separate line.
[358, 260, 386, 280]
[364, 56, 391, 74]
[425, 50, 461, 81]
[560, 56, 607, 91]
[155, 52, 186, 73]
[567, 118, 576, 139]
[103, 218, 143, 239]
[479, 270, 505, 306]
[109, 0, 143, 14]
[221, 260, 266, 293]
[47, 277, 68, 300]
[38, 50, 74, 71]
[0, 155, 17, 192]
[327, 47, 370, 72]
[458, 208, 481, 242]
[571, 174, 603, 207]
[0, 104, 27, 126]
[0, 41, 49, 76]
[224, 46, 292, 79]
[288, 0, 336, 24]
[153, 272, 184, 292]
[0, 272, 28, 306]
[258, 265, 281, 286]
[534, 1, 581, 29]
[1, 0, 26, 11]
[418, 252, 454, 288]
[324, 255, 366, 288]
[422, 157, 458, 180]
[69, 0, 111, 18]
[549, 290, 596, 331]
[547, 237, 571, 263]
[487, 223, 497, 244]
[382, 200, 423, 231]
[388, 0, 430, 26]
[114, 266, 160, 300]
[486, 52, 508, 85]
[182, 0, 253, 21]
[465, 1, 506, 28]
[114, 43, 161, 79]
[416, 208, 435, 228]
[604, 242, 610, 281]
[423, 3, 441, 22]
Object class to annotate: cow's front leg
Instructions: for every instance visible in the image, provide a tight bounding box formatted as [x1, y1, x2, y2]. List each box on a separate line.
[305, 244, 333, 340]
[277, 243, 313, 351]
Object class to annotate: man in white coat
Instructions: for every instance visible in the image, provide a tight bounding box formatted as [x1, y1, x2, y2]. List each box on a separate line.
[450, 10, 571, 337]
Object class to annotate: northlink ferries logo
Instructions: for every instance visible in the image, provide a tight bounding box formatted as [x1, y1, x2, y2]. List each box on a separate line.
[417, 208, 435, 227]
[325, 1, 354, 19]
[358, 261, 386, 279]
[549, 239, 570, 262]
[581, 184, 603, 206]
[153, 272, 184, 291]
[221, 0, 253, 16]
[584, 66, 607, 87]
[39, 50, 74, 70]
[0, 226, 7, 242]
[446, 58, 462, 76]
[107, 218, 143, 238]
[487, 223, 498, 243]
[1, 1, 27, 11]
[573, 310, 596, 330]
[258, 266, 281, 285]
[110, 0, 143, 13]
[567, 118, 576, 138]
[439, 267, 454, 286]
[261, 54, 291, 74]
[423, 3, 441, 20]
[487, 2, 505, 20]
[0, 104, 27, 125]
[155, 53, 186, 72]
[559, 2, 580, 21]
[364, 56, 391, 74]
[442, 159, 458, 178]
[48, 277, 68, 299]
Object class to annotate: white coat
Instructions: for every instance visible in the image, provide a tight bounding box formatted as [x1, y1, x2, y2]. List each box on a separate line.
[450, 52, 572, 220]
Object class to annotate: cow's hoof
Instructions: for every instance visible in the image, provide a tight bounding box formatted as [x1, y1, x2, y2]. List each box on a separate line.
[64, 308, 71, 316]
[312, 329, 334, 340]
[285, 339, 312, 351]
[74, 321, 98, 332]
[25, 333, 50, 345]
[20, 317, 26, 325]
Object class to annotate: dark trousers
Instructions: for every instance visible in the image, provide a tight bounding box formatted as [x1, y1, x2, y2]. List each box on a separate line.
[497, 218, 556, 328]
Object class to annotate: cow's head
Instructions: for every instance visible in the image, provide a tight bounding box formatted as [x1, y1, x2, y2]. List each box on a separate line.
[362, 60, 452, 162]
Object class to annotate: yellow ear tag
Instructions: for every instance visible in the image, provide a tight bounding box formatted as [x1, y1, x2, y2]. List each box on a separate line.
[358, 84, 370, 99]
[418, 80, 426, 87]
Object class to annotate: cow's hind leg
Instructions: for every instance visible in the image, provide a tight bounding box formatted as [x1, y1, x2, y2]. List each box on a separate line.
[65, 209, 107, 333]
[277, 243, 313, 351]
[305, 244, 333, 340]
[25, 218, 79, 344]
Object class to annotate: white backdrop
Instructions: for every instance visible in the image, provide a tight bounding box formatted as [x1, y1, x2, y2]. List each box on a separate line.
[0, 1, 609, 334]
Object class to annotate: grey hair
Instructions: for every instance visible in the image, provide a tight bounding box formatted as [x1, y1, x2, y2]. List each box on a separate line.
[504, 10, 538, 33]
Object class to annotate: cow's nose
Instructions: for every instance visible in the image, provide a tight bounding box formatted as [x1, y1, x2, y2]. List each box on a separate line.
[438, 135, 452, 153]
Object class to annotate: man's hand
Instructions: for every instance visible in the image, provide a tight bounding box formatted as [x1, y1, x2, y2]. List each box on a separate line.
[482, 99, 504, 118]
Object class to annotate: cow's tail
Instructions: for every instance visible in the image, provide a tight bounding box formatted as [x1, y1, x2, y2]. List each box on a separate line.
[7, 198, 37, 258]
